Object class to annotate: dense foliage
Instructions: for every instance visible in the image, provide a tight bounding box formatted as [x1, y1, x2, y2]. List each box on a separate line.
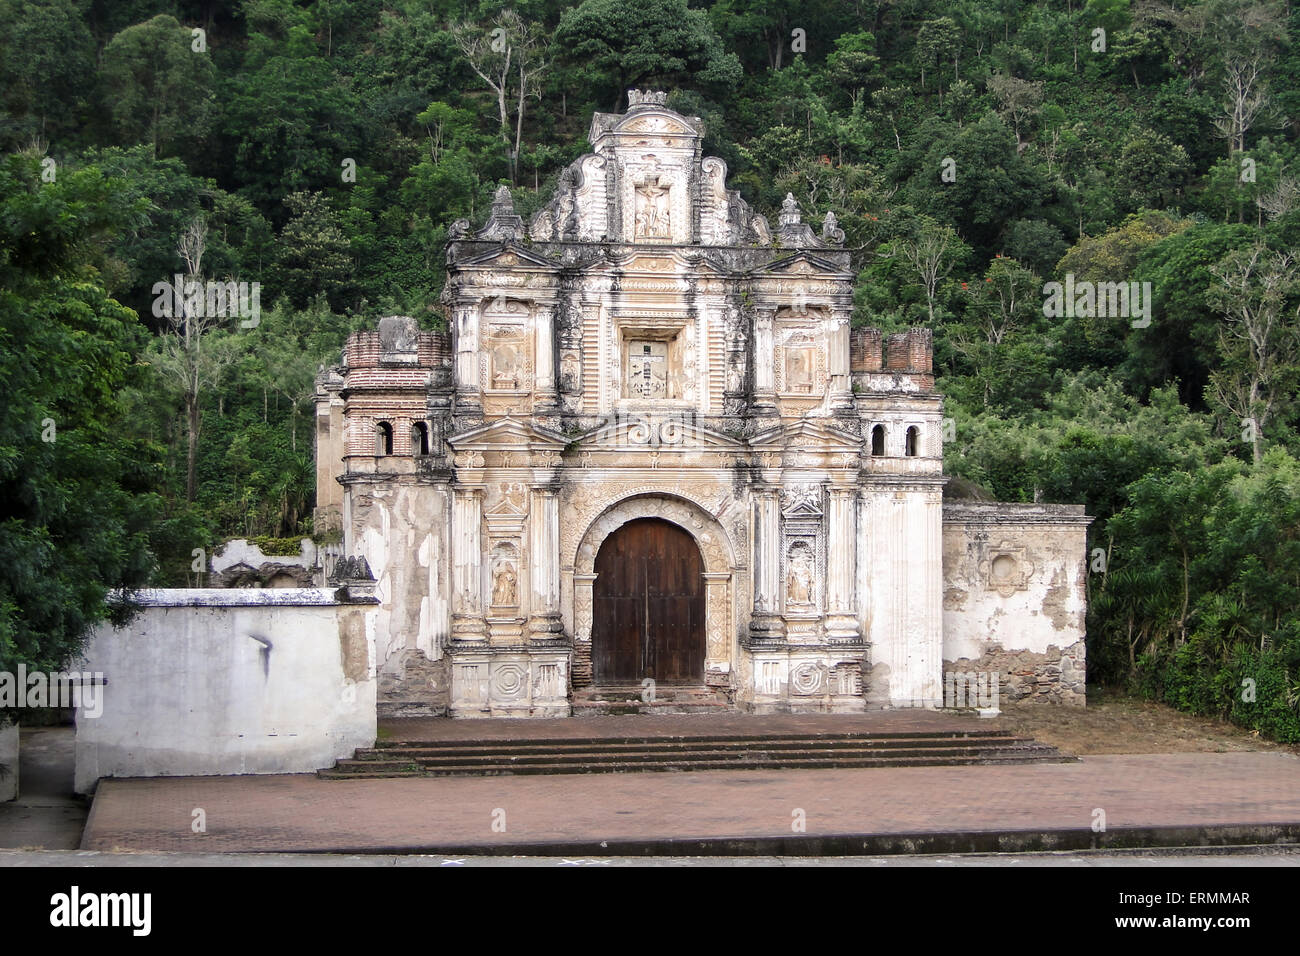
[1, 0, 1298, 737]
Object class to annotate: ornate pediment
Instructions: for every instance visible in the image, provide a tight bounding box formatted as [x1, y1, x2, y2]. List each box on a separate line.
[750, 420, 863, 452]
[456, 244, 558, 271]
[781, 482, 825, 517]
[753, 252, 849, 277]
[617, 113, 695, 137]
[447, 417, 568, 452]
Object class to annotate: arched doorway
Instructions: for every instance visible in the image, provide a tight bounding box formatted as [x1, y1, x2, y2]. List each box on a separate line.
[592, 518, 705, 685]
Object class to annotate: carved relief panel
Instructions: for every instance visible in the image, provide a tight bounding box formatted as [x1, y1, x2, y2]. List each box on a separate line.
[780, 483, 826, 620]
[634, 176, 672, 240]
[479, 300, 533, 394]
[617, 152, 690, 244]
[774, 308, 828, 398]
[626, 341, 669, 399]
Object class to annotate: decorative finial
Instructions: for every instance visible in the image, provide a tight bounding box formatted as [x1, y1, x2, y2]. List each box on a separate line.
[627, 89, 668, 109]
[821, 210, 845, 245]
[780, 192, 801, 227]
[477, 185, 525, 241]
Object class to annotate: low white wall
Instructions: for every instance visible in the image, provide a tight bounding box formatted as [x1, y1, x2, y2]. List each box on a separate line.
[74, 589, 376, 793]
[0, 723, 16, 801]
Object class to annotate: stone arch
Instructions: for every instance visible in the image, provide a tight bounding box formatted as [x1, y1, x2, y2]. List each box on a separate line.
[570, 493, 738, 689]
[573, 493, 735, 576]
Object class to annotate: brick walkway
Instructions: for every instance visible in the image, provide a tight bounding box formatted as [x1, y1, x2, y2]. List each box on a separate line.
[82, 752, 1300, 854]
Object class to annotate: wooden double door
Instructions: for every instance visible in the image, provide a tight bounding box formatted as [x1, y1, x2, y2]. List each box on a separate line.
[592, 518, 705, 685]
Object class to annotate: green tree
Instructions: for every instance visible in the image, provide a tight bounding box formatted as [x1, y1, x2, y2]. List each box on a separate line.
[555, 0, 742, 109]
[275, 191, 354, 309]
[0, 0, 96, 146]
[915, 17, 961, 100]
[0, 153, 160, 692]
[99, 14, 217, 159]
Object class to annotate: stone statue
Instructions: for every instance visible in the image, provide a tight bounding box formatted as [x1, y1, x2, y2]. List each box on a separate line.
[492, 343, 519, 386]
[787, 348, 814, 392]
[786, 545, 814, 605]
[492, 560, 517, 606]
[821, 210, 845, 245]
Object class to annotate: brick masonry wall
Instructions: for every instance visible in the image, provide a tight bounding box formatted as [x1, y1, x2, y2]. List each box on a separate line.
[377, 648, 450, 719]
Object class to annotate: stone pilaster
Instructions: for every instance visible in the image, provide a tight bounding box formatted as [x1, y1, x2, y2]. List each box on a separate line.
[528, 487, 563, 640]
[450, 487, 485, 641]
[572, 572, 597, 686]
[828, 310, 853, 410]
[753, 308, 777, 415]
[454, 301, 481, 411]
[703, 572, 732, 670]
[750, 487, 784, 640]
[825, 485, 859, 640]
[533, 302, 558, 407]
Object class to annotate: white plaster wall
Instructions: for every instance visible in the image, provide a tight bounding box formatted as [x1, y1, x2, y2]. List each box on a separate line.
[73, 589, 376, 793]
[942, 505, 1090, 660]
[863, 487, 944, 707]
[0, 723, 16, 801]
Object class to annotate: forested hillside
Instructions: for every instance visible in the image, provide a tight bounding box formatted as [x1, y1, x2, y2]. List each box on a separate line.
[1, 0, 1298, 737]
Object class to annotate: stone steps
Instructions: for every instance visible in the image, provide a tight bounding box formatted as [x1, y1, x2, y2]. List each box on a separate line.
[319, 729, 1074, 779]
[569, 686, 731, 716]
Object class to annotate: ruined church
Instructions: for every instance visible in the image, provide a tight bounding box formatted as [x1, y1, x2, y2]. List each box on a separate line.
[314, 91, 1091, 718]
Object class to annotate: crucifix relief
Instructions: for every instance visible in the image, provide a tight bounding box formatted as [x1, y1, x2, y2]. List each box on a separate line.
[634, 175, 672, 240]
[627, 341, 668, 399]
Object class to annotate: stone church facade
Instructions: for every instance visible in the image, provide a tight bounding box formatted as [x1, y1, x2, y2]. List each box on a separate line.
[315, 92, 1091, 718]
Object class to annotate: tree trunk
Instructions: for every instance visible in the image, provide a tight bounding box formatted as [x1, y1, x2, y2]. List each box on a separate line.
[186, 393, 199, 502]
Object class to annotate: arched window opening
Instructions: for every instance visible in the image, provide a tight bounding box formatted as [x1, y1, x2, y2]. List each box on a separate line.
[411, 421, 429, 456]
[375, 421, 394, 456]
[871, 424, 886, 456]
[905, 426, 920, 457]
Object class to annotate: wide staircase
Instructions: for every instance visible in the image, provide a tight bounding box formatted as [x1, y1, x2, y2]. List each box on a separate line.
[319, 725, 1074, 779]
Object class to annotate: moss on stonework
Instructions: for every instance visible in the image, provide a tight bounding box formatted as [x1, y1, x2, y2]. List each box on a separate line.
[250, 535, 306, 556]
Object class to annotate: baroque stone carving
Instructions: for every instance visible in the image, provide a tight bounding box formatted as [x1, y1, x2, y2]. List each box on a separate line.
[785, 542, 815, 606]
[634, 175, 672, 240]
[791, 661, 829, 695]
[490, 542, 520, 608]
[329, 555, 374, 584]
[492, 663, 526, 698]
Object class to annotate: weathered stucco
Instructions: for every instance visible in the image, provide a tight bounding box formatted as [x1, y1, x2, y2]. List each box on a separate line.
[941, 502, 1092, 705]
[347, 480, 451, 717]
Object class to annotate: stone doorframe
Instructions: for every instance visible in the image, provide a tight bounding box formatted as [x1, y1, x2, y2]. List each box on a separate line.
[567, 493, 738, 689]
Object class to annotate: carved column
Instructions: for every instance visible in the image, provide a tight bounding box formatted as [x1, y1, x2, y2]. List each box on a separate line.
[450, 487, 485, 641]
[703, 572, 732, 676]
[825, 485, 860, 640]
[528, 487, 563, 640]
[753, 307, 777, 414]
[533, 301, 558, 406]
[750, 487, 784, 640]
[828, 310, 853, 409]
[572, 572, 597, 686]
[454, 301, 480, 408]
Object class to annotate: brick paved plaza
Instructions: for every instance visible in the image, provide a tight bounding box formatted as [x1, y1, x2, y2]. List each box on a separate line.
[82, 746, 1300, 855]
